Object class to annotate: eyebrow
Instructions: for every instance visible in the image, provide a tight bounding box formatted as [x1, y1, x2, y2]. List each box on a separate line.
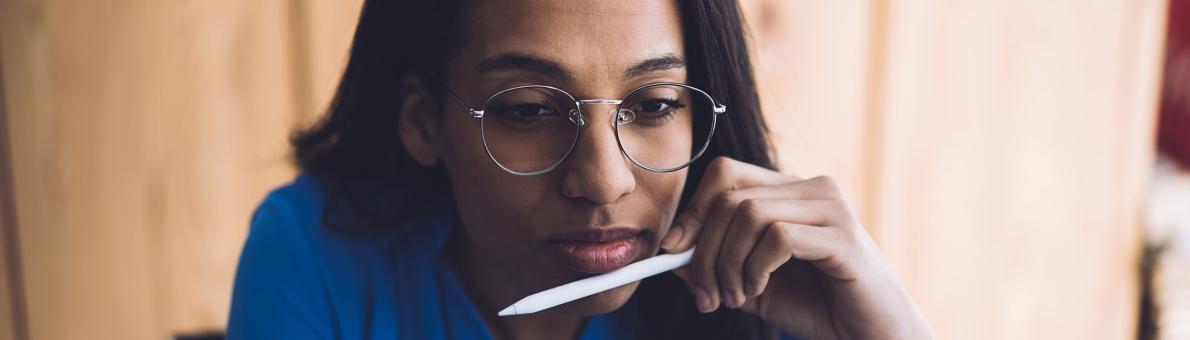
[475, 53, 686, 82]
[477, 53, 572, 82]
[623, 54, 685, 79]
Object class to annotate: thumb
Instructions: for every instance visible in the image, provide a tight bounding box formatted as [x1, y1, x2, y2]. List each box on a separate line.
[661, 212, 698, 251]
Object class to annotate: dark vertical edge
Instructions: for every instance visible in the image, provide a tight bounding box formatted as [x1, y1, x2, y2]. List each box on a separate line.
[0, 29, 31, 340]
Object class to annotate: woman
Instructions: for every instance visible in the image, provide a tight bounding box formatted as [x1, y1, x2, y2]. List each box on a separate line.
[227, 0, 932, 339]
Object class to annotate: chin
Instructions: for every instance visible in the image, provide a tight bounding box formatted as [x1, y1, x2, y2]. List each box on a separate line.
[550, 281, 640, 316]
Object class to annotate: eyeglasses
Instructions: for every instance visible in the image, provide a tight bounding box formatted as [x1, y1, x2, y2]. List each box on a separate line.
[447, 82, 725, 176]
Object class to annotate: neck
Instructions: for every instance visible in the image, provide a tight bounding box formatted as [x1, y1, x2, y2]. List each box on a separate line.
[447, 228, 586, 340]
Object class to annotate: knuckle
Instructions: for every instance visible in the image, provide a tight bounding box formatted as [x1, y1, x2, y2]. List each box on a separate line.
[714, 190, 742, 212]
[810, 175, 844, 197]
[769, 223, 795, 248]
[736, 199, 767, 230]
[707, 156, 735, 175]
[738, 198, 764, 218]
[824, 199, 852, 218]
[811, 175, 838, 187]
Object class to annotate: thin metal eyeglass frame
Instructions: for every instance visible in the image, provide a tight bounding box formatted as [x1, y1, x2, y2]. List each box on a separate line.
[445, 82, 727, 176]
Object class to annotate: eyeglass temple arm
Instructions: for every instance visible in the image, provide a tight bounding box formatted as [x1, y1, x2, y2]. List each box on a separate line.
[445, 88, 484, 118]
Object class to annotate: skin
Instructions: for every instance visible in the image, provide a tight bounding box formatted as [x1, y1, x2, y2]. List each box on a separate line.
[398, 0, 934, 339]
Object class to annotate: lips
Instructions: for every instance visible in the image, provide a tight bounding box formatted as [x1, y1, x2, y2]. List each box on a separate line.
[546, 227, 644, 274]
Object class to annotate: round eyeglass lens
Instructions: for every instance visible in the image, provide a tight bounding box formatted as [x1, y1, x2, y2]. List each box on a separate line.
[480, 86, 580, 175]
[615, 84, 716, 172]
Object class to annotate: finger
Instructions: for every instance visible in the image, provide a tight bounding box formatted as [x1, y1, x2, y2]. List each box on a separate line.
[661, 173, 849, 252]
[689, 188, 742, 313]
[743, 222, 850, 297]
[660, 157, 795, 252]
[690, 189, 828, 311]
[683, 192, 844, 312]
[687, 187, 812, 311]
[717, 198, 841, 307]
[715, 198, 769, 308]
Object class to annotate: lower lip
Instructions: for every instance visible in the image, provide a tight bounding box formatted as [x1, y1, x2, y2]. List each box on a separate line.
[548, 236, 643, 274]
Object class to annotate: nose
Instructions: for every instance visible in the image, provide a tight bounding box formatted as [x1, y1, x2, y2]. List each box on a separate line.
[560, 106, 637, 204]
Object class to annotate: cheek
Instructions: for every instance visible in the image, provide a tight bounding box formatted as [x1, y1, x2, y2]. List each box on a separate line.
[435, 115, 548, 242]
[635, 169, 688, 233]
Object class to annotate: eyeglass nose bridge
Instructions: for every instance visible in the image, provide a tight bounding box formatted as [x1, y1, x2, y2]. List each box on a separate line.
[577, 99, 622, 105]
[569, 99, 625, 127]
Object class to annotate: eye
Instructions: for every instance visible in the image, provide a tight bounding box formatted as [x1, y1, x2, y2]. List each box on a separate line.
[488, 102, 563, 127]
[632, 98, 685, 119]
[641, 100, 670, 112]
[490, 103, 561, 119]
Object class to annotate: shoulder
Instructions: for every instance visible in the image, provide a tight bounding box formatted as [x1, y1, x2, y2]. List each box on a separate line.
[234, 174, 336, 272]
[241, 173, 414, 269]
[251, 173, 325, 235]
[229, 173, 454, 339]
[227, 174, 340, 338]
[236, 171, 450, 288]
[235, 173, 343, 280]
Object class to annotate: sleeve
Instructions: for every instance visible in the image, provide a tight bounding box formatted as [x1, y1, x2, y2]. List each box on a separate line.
[226, 193, 337, 340]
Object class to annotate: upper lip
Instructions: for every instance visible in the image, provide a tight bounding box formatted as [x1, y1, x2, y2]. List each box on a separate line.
[546, 227, 642, 243]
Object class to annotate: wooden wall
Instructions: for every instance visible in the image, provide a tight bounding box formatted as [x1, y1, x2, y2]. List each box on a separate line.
[0, 0, 1166, 339]
[0, 0, 362, 338]
[740, 1, 1166, 339]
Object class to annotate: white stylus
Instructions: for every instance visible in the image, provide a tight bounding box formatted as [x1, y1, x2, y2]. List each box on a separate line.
[497, 248, 695, 316]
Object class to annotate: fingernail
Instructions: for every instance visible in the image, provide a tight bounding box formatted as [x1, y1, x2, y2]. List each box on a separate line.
[745, 281, 759, 297]
[721, 288, 736, 308]
[661, 224, 684, 249]
[695, 287, 711, 313]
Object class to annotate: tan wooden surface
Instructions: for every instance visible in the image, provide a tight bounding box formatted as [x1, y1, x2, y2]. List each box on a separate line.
[0, 0, 1166, 339]
[0, 0, 362, 338]
[1, 84, 22, 340]
[744, 1, 1166, 339]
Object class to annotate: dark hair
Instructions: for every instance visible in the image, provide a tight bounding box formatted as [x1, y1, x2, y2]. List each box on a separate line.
[293, 0, 779, 338]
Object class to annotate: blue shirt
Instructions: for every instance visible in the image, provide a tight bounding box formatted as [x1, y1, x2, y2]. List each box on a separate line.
[226, 174, 635, 339]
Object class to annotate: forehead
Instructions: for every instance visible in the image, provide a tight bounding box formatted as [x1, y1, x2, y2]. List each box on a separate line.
[461, 0, 685, 82]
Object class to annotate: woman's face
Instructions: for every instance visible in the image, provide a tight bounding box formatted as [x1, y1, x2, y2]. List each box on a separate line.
[432, 0, 688, 315]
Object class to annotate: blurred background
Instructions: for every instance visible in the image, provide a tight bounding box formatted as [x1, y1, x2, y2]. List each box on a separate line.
[0, 0, 1186, 339]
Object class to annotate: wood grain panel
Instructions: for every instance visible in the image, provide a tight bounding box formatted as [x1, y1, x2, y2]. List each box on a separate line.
[742, 0, 1165, 339]
[869, 1, 1164, 338]
[0, 0, 308, 338]
[741, 0, 876, 214]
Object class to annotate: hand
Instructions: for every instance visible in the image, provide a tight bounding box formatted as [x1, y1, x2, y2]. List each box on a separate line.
[660, 157, 933, 339]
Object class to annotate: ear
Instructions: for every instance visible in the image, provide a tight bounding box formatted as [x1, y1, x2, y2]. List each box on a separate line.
[398, 75, 441, 167]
